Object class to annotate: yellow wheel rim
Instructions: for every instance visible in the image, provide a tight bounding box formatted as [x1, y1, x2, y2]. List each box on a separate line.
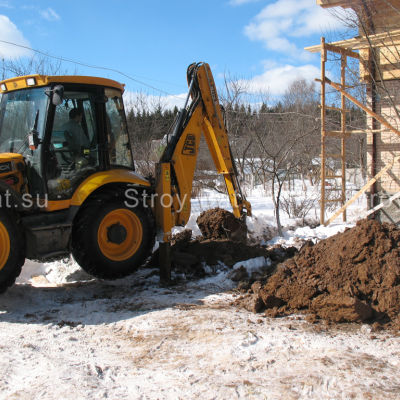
[97, 209, 143, 262]
[0, 221, 10, 271]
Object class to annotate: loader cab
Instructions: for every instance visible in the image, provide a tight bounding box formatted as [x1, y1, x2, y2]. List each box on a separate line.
[0, 75, 133, 202]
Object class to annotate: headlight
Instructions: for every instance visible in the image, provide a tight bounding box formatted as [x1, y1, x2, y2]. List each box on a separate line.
[26, 78, 36, 86]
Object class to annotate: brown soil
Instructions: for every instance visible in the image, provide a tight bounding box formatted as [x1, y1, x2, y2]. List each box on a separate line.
[196, 208, 247, 241]
[165, 228, 272, 278]
[233, 219, 400, 330]
[148, 208, 296, 280]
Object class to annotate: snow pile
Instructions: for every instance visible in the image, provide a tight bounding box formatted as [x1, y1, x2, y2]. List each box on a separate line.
[267, 222, 352, 247]
[246, 214, 278, 242]
[17, 257, 92, 285]
[232, 256, 271, 273]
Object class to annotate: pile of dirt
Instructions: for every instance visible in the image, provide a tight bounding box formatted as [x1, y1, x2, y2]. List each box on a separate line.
[167, 228, 270, 278]
[196, 208, 247, 241]
[148, 208, 297, 280]
[162, 228, 297, 280]
[234, 219, 400, 330]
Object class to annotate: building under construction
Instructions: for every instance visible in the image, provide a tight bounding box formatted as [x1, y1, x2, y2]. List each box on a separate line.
[306, 0, 400, 225]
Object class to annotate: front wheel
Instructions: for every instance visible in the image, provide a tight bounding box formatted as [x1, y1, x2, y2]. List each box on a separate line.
[0, 209, 25, 293]
[71, 199, 154, 279]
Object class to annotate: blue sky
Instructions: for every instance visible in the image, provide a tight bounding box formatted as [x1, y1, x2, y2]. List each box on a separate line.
[0, 0, 352, 108]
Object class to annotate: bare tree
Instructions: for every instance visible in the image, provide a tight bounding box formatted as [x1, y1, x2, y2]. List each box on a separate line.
[2, 53, 71, 79]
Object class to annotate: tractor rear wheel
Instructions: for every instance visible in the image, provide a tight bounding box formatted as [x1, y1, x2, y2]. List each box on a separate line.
[0, 209, 25, 293]
[71, 199, 154, 279]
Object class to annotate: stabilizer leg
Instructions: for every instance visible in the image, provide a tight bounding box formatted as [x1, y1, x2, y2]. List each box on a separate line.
[159, 241, 171, 283]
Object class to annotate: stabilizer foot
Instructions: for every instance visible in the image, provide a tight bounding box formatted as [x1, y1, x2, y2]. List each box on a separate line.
[159, 241, 171, 283]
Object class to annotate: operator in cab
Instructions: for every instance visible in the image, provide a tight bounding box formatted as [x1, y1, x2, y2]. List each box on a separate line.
[61, 108, 90, 154]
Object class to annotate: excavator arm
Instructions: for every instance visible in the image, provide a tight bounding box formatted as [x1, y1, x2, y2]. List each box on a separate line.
[155, 63, 251, 262]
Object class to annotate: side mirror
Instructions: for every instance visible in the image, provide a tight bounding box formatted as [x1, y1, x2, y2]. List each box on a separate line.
[52, 85, 64, 106]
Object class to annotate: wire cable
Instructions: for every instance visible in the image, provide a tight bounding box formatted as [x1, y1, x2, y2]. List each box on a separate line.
[0, 39, 185, 98]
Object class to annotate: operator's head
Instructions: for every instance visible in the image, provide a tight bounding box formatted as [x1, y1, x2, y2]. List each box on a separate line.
[69, 108, 82, 121]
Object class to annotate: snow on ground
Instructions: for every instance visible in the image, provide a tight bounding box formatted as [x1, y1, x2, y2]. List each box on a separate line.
[2, 268, 400, 400]
[2, 185, 399, 399]
[179, 183, 364, 245]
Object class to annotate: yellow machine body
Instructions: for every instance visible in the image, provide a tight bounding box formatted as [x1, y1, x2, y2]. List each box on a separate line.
[0, 74, 125, 94]
[45, 170, 151, 212]
[0, 153, 27, 195]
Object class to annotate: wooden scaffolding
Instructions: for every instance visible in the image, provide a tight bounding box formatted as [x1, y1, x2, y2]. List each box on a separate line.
[308, 37, 400, 225]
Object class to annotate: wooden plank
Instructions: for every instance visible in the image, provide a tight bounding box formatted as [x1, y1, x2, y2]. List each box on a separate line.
[320, 37, 327, 226]
[324, 105, 350, 112]
[325, 43, 360, 59]
[345, 129, 374, 134]
[305, 29, 400, 53]
[326, 153, 342, 158]
[341, 53, 347, 222]
[317, 0, 352, 9]
[325, 130, 348, 138]
[315, 79, 355, 89]
[324, 156, 400, 225]
[365, 190, 400, 217]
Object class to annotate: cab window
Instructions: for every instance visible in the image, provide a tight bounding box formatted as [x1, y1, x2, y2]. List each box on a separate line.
[105, 88, 133, 168]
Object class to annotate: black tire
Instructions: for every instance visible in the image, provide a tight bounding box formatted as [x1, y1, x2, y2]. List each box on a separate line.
[0, 209, 25, 293]
[71, 198, 154, 279]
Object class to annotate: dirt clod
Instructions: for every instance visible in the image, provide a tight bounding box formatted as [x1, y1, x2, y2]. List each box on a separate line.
[196, 208, 247, 241]
[234, 219, 400, 329]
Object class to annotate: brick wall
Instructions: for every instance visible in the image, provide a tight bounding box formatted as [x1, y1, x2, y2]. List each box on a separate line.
[366, 80, 400, 224]
[366, 80, 400, 194]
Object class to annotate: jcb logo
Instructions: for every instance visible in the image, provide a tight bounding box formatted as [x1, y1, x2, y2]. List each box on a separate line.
[182, 134, 196, 156]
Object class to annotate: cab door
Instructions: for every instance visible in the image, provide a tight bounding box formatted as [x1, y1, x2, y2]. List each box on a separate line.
[44, 88, 101, 200]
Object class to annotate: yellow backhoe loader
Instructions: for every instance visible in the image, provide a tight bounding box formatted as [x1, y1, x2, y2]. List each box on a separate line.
[0, 62, 251, 292]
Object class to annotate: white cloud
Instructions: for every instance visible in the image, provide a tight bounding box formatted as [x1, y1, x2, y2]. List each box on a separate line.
[0, 15, 31, 59]
[244, 0, 346, 58]
[123, 91, 187, 112]
[236, 64, 319, 96]
[40, 8, 60, 22]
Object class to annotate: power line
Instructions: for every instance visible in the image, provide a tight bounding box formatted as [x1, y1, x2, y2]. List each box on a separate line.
[0, 39, 185, 99]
